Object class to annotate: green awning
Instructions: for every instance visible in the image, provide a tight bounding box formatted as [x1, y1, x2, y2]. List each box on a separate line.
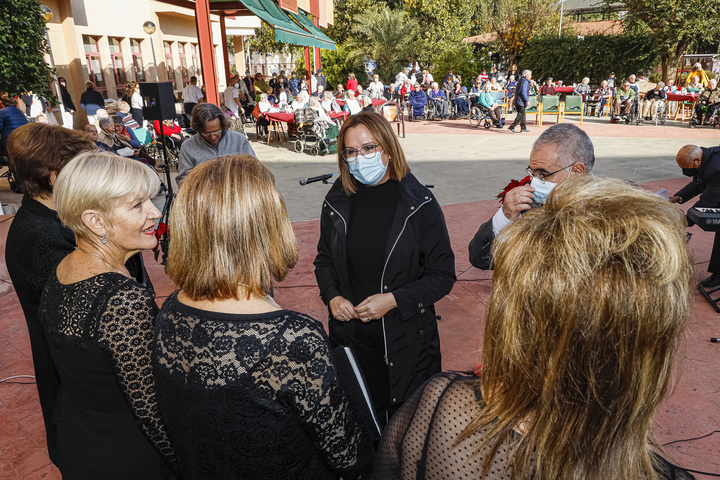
[238, 0, 335, 50]
[238, 0, 333, 50]
[288, 10, 336, 50]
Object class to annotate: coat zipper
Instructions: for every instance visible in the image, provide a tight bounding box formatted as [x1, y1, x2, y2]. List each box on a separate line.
[379, 197, 432, 389]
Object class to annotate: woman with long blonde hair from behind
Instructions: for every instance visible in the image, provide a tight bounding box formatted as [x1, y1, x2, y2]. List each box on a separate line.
[375, 176, 696, 480]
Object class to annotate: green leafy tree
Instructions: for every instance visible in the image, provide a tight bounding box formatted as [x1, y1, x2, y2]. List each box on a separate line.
[432, 43, 491, 86]
[403, 0, 476, 67]
[479, 0, 559, 66]
[611, 0, 720, 82]
[344, 7, 417, 84]
[0, 0, 54, 96]
[326, 0, 382, 43]
[319, 45, 368, 89]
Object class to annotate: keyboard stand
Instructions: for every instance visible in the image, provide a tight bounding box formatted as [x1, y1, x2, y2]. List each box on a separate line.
[699, 284, 720, 313]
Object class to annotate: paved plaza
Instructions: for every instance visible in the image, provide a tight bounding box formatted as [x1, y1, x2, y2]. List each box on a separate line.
[1, 115, 719, 478]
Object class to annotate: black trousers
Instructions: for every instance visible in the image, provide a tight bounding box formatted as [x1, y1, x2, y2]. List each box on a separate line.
[510, 105, 526, 129]
[183, 102, 197, 122]
[710, 233, 720, 274]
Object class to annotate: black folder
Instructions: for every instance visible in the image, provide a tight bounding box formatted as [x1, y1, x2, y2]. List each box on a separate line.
[331, 346, 383, 439]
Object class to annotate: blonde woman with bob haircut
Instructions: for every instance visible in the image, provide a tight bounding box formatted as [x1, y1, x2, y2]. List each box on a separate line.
[153, 155, 374, 480]
[39, 151, 178, 479]
[375, 176, 695, 480]
[314, 111, 456, 426]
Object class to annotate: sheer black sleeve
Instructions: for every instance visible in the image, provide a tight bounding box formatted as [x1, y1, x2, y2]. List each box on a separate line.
[96, 282, 177, 468]
[285, 320, 375, 479]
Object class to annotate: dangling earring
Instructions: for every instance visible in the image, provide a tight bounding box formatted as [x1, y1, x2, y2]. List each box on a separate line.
[101, 232, 108, 244]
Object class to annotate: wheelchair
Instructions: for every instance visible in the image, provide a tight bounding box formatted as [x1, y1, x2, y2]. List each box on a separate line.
[0, 145, 20, 193]
[689, 103, 720, 128]
[427, 97, 449, 121]
[146, 135, 181, 171]
[610, 95, 639, 124]
[636, 100, 667, 125]
[585, 96, 609, 117]
[468, 105, 493, 129]
[449, 95, 471, 120]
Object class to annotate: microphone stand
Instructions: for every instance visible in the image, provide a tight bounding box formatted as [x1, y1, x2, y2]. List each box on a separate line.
[158, 120, 174, 225]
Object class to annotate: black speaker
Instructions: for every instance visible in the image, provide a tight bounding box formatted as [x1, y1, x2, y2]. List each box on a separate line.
[139, 82, 176, 121]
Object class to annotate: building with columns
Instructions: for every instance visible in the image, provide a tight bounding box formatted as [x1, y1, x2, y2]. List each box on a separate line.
[42, 0, 333, 111]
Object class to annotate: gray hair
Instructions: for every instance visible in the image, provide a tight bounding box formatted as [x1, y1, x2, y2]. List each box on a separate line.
[111, 115, 123, 125]
[190, 103, 228, 133]
[116, 101, 130, 112]
[431, 82, 439, 89]
[533, 123, 595, 173]
[98, 117, 114, 129]
[522, 70, 532, 78]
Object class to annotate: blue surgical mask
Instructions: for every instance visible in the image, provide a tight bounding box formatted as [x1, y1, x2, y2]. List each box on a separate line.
[530, 176, 557, 204]
[348, 151, 387, 186]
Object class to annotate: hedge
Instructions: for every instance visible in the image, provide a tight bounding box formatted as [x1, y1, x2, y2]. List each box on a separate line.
[519, 34, 658, 87]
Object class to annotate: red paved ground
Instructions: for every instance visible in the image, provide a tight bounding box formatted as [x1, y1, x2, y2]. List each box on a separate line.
[1, 177, 719, 478]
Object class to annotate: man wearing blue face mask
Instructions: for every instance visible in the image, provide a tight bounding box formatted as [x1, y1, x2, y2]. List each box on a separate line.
[468, 123, 595, 270]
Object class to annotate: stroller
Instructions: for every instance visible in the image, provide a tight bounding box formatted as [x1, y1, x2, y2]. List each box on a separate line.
[293, 108, 338, 156]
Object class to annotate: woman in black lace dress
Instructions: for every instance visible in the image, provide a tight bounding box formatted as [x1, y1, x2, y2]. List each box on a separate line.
[4, 124, 95, 465]
[39, 151, 177, 479]
[375, 178, 696, 480]
[152, 155, 374, 480]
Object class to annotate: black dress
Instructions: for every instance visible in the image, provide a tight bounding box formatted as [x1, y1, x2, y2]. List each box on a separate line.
[39, 272, 176, 479]
[375, 372, 695, 479]
[5, 196, 74, 463]
[5, 196, 154, 464]
[152, 292, 375, 480]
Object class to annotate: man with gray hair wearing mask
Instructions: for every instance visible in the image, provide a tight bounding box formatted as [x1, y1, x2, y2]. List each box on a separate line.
[468, 123, 596, 269]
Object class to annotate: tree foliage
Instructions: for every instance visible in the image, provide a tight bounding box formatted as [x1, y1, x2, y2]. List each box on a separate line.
[319, 45, 369, 89]
[0, 0, 54, 96]
[612, 0, 720, 82]
[402, 0, 476, 66]
[480, 0, 559, 65]
[432, 43, 491, 85]
[344, 7, 417, 84]
[326, 0, 382, 44]
[520, 34, 658, 86]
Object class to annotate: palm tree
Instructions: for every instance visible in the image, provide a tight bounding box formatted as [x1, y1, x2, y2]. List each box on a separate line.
[344, 6, 418, 84]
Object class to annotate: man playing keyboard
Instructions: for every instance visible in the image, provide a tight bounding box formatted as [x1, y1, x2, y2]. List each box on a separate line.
[671, 144, 720, 287]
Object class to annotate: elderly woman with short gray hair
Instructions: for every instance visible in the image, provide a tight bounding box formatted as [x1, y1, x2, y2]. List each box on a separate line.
[176, 102, 256, 186]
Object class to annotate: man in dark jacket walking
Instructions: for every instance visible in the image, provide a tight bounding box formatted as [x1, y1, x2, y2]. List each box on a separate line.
[508, 69, 531, 133]
[671, 145, 720, 287]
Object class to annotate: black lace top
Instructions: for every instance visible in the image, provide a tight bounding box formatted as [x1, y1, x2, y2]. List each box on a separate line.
[375, 372, 695, 480]
[152, 292, 375, 480]
[39, 272, 177, 480]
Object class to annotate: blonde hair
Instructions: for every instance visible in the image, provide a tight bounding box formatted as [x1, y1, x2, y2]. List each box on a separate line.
[167, 155, 298, 301]
[460, 176, 694, 480]
[55, 151, 160, 241]
[337, 111, 410, 194]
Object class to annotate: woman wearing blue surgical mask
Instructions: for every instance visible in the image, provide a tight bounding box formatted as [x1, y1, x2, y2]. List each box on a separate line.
[314, 111, 456, 427]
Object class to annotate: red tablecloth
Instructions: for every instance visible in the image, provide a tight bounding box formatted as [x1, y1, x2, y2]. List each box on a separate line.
[555, 86, 575, 93]
[263, 111, 348, 123]
[666, 93, 698, 102]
